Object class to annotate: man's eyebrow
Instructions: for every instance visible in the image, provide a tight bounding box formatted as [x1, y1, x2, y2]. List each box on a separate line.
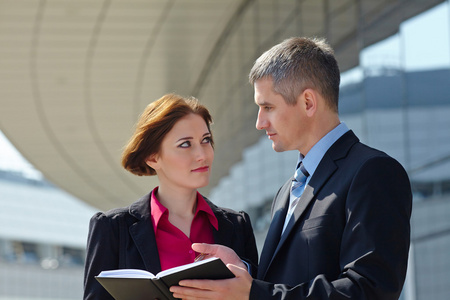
[255, 101, 273, 106]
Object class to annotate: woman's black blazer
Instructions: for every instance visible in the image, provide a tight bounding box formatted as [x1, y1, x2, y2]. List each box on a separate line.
[83, 193, 259, 300]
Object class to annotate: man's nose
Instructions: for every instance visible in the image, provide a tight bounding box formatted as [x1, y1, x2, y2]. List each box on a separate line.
[256, 111, 267, 130]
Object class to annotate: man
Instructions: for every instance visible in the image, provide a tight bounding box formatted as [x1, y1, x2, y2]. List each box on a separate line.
[170, 37, 412, 299]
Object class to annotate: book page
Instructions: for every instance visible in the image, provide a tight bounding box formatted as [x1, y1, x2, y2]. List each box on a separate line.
[97, 269, 156, 279]
[96, 257, 223, 279]
[156, 257, 219, 278]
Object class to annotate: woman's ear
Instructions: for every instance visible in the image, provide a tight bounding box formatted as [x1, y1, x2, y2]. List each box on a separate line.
[145, 154, 159, 170]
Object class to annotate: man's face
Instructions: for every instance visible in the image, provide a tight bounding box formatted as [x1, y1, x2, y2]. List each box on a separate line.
[254, 77, 309, 153]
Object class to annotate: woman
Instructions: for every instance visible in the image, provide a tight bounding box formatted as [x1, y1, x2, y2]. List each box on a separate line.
[83, 94, 258, 300]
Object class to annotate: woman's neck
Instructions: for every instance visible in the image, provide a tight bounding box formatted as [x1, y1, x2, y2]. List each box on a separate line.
[156, 185, 197, 218]
[156, 185, 197, 237]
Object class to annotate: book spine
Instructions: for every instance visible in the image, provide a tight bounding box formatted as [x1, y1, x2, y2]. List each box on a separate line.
[153, 278, 175, 300]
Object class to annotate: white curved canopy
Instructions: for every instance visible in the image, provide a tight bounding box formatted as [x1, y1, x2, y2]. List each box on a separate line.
[0, 0, 442, 210]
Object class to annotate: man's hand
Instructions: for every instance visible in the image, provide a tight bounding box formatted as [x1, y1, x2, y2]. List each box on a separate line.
[192, 243, 247, 269]
[170, 264, 252, 300]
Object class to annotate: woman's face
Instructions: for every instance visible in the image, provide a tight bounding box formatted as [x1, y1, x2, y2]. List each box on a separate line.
[146, 113, 214, 191]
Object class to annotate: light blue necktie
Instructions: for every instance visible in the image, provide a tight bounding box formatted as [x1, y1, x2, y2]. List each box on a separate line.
[290, 162, 309, 207]
[282, 162, 310, 234]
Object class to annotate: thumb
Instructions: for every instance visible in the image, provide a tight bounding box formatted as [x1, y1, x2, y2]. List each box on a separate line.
[227, 263, 249, 277]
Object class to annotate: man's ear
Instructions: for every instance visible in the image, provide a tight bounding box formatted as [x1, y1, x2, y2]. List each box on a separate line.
[302, 88, 317, 117]
[145, 154, 159, 170]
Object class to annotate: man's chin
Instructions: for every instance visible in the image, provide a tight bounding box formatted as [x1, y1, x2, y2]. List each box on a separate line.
[272, 143, 285, 152]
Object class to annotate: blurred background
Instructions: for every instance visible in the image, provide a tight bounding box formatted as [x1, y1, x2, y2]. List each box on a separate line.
[1, 0, 449, 299]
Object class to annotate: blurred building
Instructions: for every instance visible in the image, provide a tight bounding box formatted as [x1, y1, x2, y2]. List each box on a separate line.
[0, 170, 96, 300]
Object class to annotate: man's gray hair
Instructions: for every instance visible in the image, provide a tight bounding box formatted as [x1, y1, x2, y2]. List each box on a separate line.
[249, 37, 340, 112]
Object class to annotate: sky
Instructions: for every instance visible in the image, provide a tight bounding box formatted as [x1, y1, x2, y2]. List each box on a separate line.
[0, 2, 449, 178]
[341, 2, 450, 85]
[0, 130, 43, 179]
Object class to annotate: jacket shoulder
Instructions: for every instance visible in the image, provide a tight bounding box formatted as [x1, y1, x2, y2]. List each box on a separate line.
[204, 197, 250, 221]
[90, 193, 150, 224]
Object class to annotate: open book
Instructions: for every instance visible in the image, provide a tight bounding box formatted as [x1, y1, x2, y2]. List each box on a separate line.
[95, 257, 234, 300]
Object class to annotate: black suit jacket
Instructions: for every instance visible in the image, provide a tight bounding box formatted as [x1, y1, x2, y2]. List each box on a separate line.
[83, 193, 258, 300]
[251, 131, 412, 300]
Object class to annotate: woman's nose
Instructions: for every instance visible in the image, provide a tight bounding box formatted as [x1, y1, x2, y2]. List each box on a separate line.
[194, 145, 207, 160]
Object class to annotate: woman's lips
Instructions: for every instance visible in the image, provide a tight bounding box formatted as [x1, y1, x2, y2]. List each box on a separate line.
[192, 166, 209, 172]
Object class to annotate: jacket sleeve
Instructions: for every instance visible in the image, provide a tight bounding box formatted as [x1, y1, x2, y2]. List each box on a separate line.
[208, 197, 259, 274]
[83, 212, 120, 300]
[240, 210, 259, 274]
[250, 156, 412, 300]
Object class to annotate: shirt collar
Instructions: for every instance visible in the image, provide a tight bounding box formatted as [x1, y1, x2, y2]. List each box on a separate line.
[150, 187, 167, 231]
[300, 122, 349, 178]
[150, 187, 218, 231]
[195, 193, 219, 230]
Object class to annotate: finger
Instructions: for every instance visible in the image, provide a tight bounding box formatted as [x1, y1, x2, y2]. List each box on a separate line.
[170, 280, 220, 299]
[170, 285, 217, 300]
[172, 289, 218, 300]
[178, 279, 218, 289]
[191, 243, 217, 255]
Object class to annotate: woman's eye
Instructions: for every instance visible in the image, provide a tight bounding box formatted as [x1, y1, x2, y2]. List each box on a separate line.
[178, 141, 191, 148]
[202, 136, 212, 144]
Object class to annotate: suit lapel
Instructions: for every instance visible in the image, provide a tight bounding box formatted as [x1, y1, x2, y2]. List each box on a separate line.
[280, 131, 358, 242]
[281, 154, 337, 240]
[259, 164, 337, 280]
[258, 181, 291, 279]
[259, 131, 359, 280]
[128, 194, 162, 274]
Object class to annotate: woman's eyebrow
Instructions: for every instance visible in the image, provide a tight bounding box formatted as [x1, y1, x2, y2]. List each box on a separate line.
[176, 136, 193, 142]
[176, 133, 210, 143]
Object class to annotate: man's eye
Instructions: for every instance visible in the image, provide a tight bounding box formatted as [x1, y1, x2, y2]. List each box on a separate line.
[178, 141, 191, 148]
[264, 106, 272, 111]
